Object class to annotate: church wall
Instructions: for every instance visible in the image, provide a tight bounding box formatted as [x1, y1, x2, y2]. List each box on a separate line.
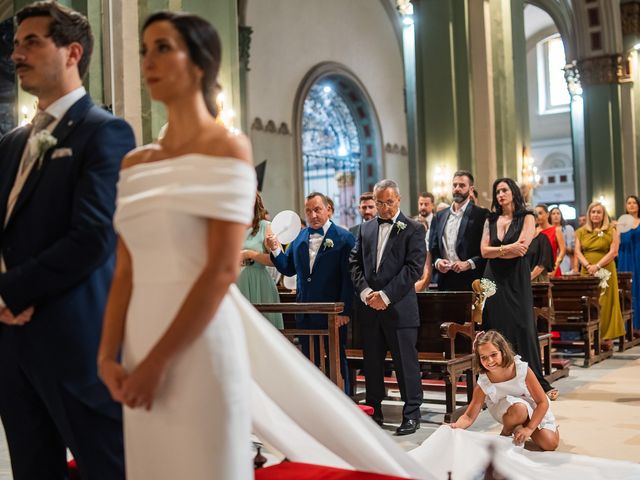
[245, 0, 409, 219]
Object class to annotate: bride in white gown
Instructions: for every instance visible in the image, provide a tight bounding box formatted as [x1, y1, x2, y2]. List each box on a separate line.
[97, 10, 640, 480]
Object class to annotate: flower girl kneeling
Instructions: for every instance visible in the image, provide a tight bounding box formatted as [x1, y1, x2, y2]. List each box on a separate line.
[449, 330, 560, 451]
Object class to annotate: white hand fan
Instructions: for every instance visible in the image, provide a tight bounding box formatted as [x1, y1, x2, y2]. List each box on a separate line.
[616, 214, 635, 234]
[270, 210, 301, 245]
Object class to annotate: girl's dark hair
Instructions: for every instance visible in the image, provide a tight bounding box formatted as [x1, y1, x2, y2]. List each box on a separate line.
[625, 195, 640, 215]
[143, 11, 221, 117]
[474, 330, 516, 373]
[489, 177, 530, 219]
[549, 206, 566, 227]
[250, 193, 267, 236]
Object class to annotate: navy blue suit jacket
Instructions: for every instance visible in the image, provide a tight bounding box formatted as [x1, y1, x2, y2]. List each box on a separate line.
[349, 213, 426, 328]
[0, 95, 135, 412]
[271, 222, 355, 328]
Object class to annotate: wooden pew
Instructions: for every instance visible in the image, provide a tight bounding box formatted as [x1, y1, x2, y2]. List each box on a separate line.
[617, 272, 640, 351]
[254, 301, 344, 391]
[346, 290, 476, 423]
[531, 283, 570, 382]
[549, 276, 612, 367]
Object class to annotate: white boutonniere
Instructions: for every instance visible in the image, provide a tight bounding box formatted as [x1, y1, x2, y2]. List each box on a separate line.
[28, 130, 58, 169]
[395, 221, 407, 232]
[323, 238, 334, 250]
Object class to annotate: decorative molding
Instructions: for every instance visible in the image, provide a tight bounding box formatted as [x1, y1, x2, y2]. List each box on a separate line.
[576, 55, 627, 85]
[277, 122, 290, 135]
[251, 117, 263, 131]
[384, 143, 408, 156]
[250, 117, 291, 135]
[564, 61, 582, 96]
[621, 2, 640, 37]
[238, 25, 253, 71]
[264, 120, 277, 133]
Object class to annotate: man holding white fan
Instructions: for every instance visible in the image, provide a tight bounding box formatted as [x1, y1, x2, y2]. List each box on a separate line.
[266, 192, 355, 394]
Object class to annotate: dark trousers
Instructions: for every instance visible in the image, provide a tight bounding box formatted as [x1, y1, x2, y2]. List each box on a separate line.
[0, 357, 124, 480]
[363, 321, 422, 420]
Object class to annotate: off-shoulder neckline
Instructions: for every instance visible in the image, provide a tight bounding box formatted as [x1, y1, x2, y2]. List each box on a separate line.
[121, 153, 253, 173]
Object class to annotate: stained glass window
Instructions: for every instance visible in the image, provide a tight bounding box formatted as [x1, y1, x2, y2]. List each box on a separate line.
[302, 83, 362, 227]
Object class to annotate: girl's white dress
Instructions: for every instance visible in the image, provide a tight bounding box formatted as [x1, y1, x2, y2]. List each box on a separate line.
[477, 355, 557, 432]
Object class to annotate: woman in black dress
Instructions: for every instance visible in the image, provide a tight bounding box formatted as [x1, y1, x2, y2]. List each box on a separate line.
[481, 178, 557, 399]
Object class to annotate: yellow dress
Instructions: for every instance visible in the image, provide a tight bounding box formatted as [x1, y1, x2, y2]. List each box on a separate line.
[576, 226, 625, 340]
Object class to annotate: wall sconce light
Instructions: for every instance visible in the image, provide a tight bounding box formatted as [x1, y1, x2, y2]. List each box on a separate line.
[433, 165, 450, 201]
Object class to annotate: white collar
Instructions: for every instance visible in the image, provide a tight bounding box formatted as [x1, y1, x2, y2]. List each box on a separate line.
[322, 219, 332, 234]
[450, 199, 471, 215]
[41, 86, 87, 121]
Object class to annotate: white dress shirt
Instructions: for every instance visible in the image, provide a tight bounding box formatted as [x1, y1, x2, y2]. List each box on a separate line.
[435, 199, 476, 270]
[359, 212, 400, 306]
[272, 219, 331, 273]
[0, 87, 87, 308]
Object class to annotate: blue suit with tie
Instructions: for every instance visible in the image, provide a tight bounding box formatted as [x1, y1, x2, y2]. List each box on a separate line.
[271, 221, 355, 393]
[0, 95, 135, 479]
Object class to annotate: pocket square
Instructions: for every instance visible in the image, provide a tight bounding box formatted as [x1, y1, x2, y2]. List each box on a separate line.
[51, 147, 73, 159]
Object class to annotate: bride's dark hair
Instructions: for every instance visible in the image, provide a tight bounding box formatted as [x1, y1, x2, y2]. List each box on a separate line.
[142, 11, 222, 117]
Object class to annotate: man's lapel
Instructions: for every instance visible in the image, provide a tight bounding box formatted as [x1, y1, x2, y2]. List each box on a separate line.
[298, 228, 311, 277]
[378, 212, 405, 270]
[313, 222, 335, 268]
[6, 95, 93, 227]
[437, 209, 450, 249]
[0, 127, 31, 230]
[456, 204, 472, 251]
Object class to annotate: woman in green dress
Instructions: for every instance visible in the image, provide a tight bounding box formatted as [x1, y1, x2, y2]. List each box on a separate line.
[237, 193, 284, 329]
[574, 201, 625, 350]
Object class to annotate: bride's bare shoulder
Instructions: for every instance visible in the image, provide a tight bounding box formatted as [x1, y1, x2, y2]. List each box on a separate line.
[203, 125, 253, 166]
[121, 144, 161, 170]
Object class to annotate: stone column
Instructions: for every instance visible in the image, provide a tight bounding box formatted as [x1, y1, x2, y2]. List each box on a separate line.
[468, 0, 497, 205]
[413, 0, 473, 197]
[578, 54, 627, 215]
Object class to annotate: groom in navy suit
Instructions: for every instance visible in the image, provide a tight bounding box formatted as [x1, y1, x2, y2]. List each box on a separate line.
[266, 192, 355, 394]
[0, 3, 134, 479]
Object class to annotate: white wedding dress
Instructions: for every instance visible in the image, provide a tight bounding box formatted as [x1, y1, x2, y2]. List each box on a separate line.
[114, 155, 640, 480]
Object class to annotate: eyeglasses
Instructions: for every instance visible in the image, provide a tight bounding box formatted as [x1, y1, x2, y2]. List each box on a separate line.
[375, 200, 396, 208]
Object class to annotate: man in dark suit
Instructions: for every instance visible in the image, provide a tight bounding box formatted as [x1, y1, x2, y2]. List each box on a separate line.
[349, 191, 377, 238]
[350, 179, 426, 435]
[0, 3, 134, 479]
[429, 170, 488, 291]
[266, 192, 355, 393]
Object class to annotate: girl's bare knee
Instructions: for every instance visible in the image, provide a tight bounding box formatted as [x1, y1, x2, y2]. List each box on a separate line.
[503, 403, 528, 421]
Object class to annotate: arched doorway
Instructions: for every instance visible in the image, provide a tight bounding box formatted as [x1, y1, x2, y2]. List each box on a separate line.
[295, 64, 382, 228]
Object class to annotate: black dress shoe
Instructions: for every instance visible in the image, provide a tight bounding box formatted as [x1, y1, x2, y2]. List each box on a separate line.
[372, 407, 384, 426]
[395, 418, 420, 436]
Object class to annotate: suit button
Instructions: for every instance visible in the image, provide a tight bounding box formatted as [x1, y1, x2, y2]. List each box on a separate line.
[307, 277, 312, 282]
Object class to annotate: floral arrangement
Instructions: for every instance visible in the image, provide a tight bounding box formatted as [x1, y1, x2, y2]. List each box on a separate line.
[396, 221, 407, 232]
[594, 267, 611, 294]
[471, 278, 497, 324]
[28, 130, 57, 169]
[323, 238, 334, 250]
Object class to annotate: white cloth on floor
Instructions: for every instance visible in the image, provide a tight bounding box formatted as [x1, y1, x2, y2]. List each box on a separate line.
[410, 427, 640, 480]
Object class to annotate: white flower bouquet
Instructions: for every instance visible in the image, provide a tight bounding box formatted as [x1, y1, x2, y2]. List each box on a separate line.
[471, 278, 497, 324]
[594, 267, 611, 294]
